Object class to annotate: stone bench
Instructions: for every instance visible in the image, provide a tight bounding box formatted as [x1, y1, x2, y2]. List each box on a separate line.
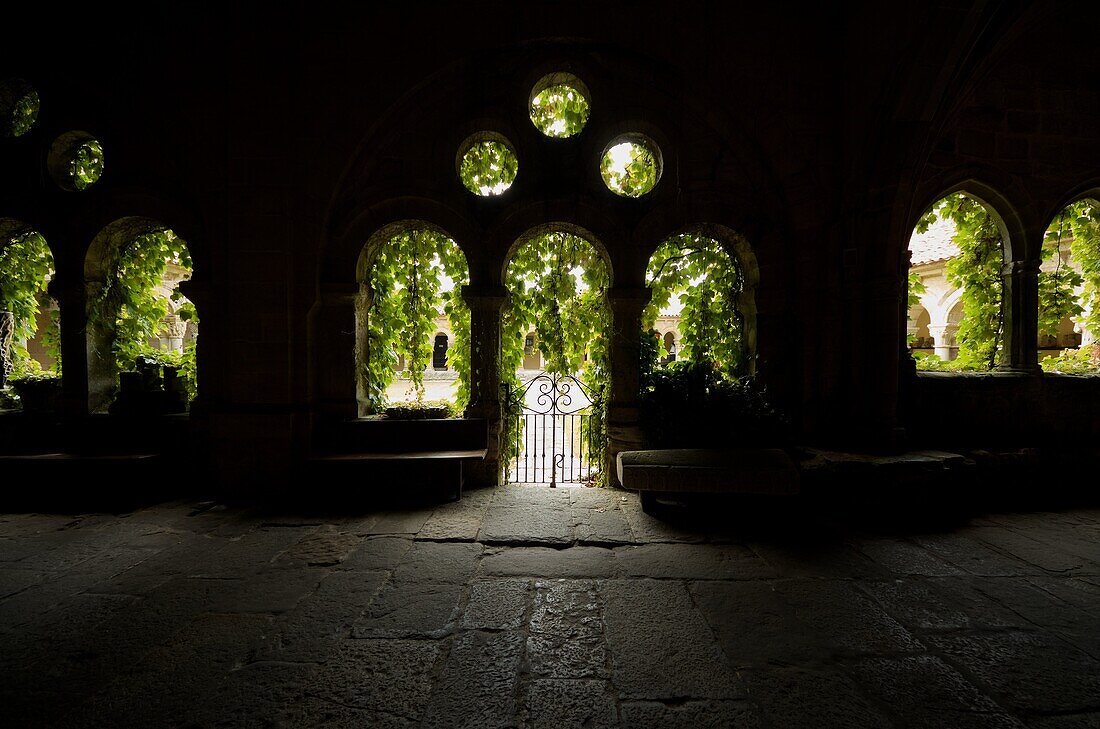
[616, 448, 799, 513]
[310, 418, 490, 502]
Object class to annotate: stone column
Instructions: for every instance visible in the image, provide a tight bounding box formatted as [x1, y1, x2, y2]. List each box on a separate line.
[47, 274, 90, 416]
[311, 283, 360, 422]
[999, 259, 1041, 374]
[606, 287, 651, 485]
[927, 323, 958, 361]
[462, 285, 508, 486]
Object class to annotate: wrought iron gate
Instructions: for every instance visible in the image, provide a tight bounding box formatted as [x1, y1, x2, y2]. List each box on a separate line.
[506, 372, 600, 486]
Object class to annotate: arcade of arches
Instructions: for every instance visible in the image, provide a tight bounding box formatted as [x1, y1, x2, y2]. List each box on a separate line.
[2, 3, 1100, 490]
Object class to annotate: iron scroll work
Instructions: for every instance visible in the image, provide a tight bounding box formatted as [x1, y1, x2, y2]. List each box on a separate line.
[505, 372, 600, 486]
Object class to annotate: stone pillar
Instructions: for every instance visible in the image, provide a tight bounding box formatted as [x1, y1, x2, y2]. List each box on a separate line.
[606, 287, 651, 485]
[462, 285, 508, 486]
[927, 323, 958, 360]
[310, 283, 360, 422]
[999, 259, 1041, 373]
[46, 274, 90, 416]
[81, 280, 119, 414]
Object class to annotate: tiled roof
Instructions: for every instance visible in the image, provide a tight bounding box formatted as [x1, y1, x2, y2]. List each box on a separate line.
[908, 216, 959, 265]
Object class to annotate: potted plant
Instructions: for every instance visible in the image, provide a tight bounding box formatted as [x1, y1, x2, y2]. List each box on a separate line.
[8, 369, 62, 414]
[639, 360, 790, 449]
[383, 398, 455, 420]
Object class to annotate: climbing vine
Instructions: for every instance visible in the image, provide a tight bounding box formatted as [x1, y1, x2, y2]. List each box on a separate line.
[529, 84, 589, 137]
[90, 228, 193, 378]
[643, 234, 746, 379]
[1038, 210, 1084, 339]
[459, 140, 517, 196]
[1040, 200, 1100, 373]
[600, 141, 657, 197]
[500, 232, 611, 472]
[0, 226, 55, 373]
[1061, 200, 1100, 342]
[70, 139, 105, 190]
[914, 194, 1004, 370]
[361, 229, 470, 414]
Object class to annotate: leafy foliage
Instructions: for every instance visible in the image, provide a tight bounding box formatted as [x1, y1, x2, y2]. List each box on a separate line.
[639, 360, 788, 448]
[0, 227, 55, 371]
[10, 90, 39, 137]
[915, 194, 1004, 370]
[459, 140, 517, 196]
[361, 229, 470, 414]
[70, 139, 105, 191]
[90, 228, 194, 385]
[643, 235, 745, 379]
[501, 232, 611, 475]
[383, 399, 456, 419]
[600, 140, 657, 197]
[1040, 345, 1100, 374]
[529, 84, 589, 138]
[1055, 200, 1100, 344]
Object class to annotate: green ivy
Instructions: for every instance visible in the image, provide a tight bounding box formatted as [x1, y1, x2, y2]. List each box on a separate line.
[90, 228, 193, 384]
[914, 194, 1004, 371]
[600, 141, 657, 197]
[0, 227, 55, 372]
[1060, 200, 1100, 343]
[1040, 346, 1100, 374]
[1038, 212, 1083, 339]
[459, 140, 517, 196]
[500, 232, 611, 476]
[529, 84, 589, 138]
[10, 90, 39, 137]
[70, 139, 105, 190]
[643, 234, 745, 379]
[361, 229, 470, 414]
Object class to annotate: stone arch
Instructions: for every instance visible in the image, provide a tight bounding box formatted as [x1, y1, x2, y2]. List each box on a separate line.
[0, 219, 58, 386]
[500, 222, 613, 289]
[641, 222, 760, 376]
[1039, 187, 1100, 352]
[906, 182, 1030, 371]
[352, 221, 470, 415]
[84, 217, 196, 413]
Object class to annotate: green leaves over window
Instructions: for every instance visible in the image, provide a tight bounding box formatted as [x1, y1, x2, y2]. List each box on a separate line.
[361, 229, 471, 414]
[643, 234, 745, 380]
[459, 139, 517, 196]
[530, 84, 590, 138]
[0, 225, 55, 372]
[70, 139, 105, 191]
[601, 139, 658, 198]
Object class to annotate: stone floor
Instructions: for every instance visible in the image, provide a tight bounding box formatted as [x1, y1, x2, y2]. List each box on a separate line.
[1, 485, 1099, 728]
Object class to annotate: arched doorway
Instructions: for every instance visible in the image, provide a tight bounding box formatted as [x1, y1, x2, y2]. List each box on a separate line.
[501, 228, 610, 485]
[355, 224, 470, 414]
[84, 218, 197, 414]
[433, 333, 449, 370]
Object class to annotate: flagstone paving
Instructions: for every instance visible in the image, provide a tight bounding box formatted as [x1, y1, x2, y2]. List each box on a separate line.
[1, 486, 1099, 728]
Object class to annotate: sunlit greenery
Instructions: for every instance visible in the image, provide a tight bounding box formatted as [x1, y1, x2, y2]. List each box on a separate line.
[70, 139, 105, 190]
[1053, 200, 1100, 345]
[501, 232, 611, 476]
[9, 89, 39, 137]
[914, 194, 1004, 370]
[360, 229, 470, 414]
[529, 83, 589, 138]
[601, 139, 658, 197]
[459, 140, 517, 196]
[90, 229, 195, 391]
[0, 226, 55, 374]
[644, 234, 746, 379]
